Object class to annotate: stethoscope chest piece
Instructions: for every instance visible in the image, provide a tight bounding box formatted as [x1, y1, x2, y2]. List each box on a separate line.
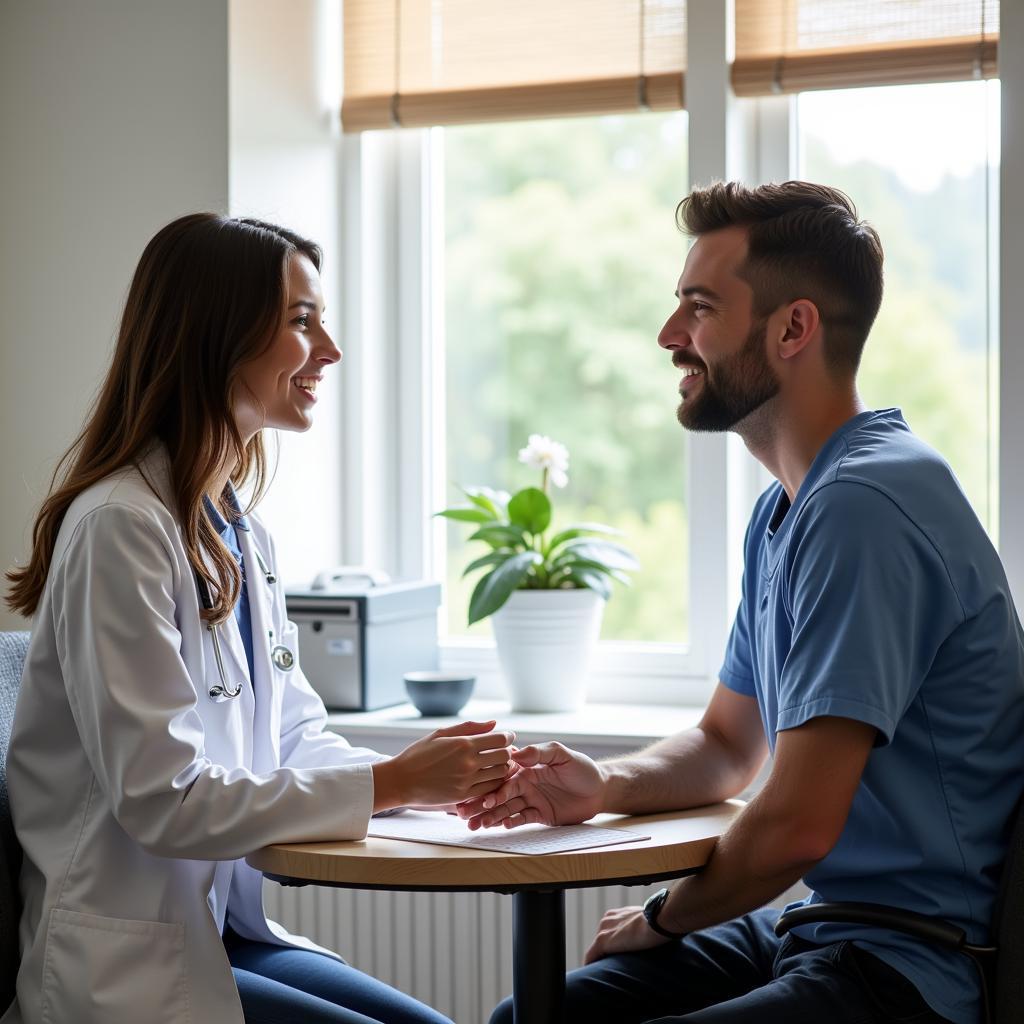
[271, 644, 295, 671]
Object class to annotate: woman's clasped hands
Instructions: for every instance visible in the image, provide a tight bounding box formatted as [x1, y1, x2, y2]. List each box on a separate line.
[371, 720, 518, 812]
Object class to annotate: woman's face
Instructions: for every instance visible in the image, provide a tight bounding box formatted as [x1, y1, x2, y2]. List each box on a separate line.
[233, 253, 341, 440]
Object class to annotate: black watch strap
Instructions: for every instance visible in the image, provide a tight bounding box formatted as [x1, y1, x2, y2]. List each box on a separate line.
[642, 887, 687, 940]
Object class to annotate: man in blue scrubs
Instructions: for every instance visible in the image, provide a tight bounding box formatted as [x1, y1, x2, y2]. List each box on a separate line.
[473, 181, 1024, 1024]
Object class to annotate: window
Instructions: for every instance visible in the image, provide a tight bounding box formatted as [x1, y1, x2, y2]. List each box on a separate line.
[798, 81, 1000, 532]
[296, 1, 1015, 708]
[438, 112, 690, 645]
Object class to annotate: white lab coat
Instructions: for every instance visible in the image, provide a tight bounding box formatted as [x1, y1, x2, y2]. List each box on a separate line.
[3, 446, 385, 1024]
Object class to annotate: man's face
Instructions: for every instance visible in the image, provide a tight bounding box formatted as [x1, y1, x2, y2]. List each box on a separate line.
[657, 226, 780, 432]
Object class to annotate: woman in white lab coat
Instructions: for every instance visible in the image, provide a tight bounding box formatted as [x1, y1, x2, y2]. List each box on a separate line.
[3, 214, 513, 1024]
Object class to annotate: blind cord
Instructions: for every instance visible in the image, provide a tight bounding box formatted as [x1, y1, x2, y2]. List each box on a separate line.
[638, 0, 649, 110]
[390, 0, 402, 128]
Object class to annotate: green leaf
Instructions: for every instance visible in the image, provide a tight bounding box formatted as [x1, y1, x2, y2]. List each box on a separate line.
[506, 487, 551, 534]
[544, 523, 624, 556]
[467, 524, 528, 549]
[434, 507, 493, 524]
[554, 539, 639, 571]
[549, 555, 634, 590]
[460, 487, 502, 519]
[461, 550, 512, 577]
[467, 552, 542, 625]
[550, 555, 620, 578]
[563, 568, 612, 600]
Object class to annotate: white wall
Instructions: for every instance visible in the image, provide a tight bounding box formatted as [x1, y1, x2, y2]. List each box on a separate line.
[228, 0, 345, 590]
[0, 0, 230, 630]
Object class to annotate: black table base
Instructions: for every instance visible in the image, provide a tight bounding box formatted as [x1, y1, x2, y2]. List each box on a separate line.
[513, 889, 566, 1024]
[263, 866, 701, 1022]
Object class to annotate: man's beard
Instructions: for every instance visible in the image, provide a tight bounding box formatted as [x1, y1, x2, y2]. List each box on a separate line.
[676, 319, 780, 433]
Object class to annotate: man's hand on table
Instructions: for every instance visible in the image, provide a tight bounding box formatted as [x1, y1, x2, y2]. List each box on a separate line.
[456, 741, 605, 829]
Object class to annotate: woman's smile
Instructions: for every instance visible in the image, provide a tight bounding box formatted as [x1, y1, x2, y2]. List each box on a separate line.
[293, 375, 321, 402]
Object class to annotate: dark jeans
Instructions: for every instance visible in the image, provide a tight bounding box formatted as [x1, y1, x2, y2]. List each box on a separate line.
[224, 928, 453, 1024]
[489, 907, 952, 1024]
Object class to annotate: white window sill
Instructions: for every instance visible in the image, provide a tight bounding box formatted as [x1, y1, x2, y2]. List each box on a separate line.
[438, 638, 718, 707]
[326, 699, 704, 758]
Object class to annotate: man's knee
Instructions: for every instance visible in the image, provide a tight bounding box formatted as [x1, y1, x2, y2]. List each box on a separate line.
[487, 971, 600, 1024]
[489, 949, 685, 1024]
[488, 995, 513, 1024]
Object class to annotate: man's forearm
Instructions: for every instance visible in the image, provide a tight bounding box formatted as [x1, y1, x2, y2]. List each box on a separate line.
[655, 787, 824, 938]
[600, 726, 757, 815]
[650, 715, 873, 938]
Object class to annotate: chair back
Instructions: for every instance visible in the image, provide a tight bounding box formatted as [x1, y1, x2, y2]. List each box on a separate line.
[0, 631, 28, 1014]
[994, 790, 1024, 1024]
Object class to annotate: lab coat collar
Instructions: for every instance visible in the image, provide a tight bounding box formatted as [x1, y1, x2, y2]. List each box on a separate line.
[134, 443, 250, 533]
[135, 445, 257, 696]
[203, 486, 251, 534]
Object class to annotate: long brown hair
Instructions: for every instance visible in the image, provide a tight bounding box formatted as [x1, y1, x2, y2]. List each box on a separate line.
[6, 213, 322, 623]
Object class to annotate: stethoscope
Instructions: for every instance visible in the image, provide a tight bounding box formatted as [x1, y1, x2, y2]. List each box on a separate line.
[194, 545, 295, 701]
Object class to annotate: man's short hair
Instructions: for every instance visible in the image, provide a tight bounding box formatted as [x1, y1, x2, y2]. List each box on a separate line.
[677, 181, 884, 377]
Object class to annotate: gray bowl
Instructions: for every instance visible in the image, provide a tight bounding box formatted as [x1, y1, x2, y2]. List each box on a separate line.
[403, 671, 476, 717]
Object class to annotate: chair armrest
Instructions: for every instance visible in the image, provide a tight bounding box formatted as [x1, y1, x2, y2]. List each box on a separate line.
[774, 901, 967, 951]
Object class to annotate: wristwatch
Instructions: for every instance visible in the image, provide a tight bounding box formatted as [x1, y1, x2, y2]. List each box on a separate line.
[642, 887, 687, 940]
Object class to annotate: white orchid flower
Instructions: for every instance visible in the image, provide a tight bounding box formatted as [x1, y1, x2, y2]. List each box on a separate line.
[518, 434, 569, 489]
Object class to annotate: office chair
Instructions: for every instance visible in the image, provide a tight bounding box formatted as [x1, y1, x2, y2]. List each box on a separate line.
[774, 793, 1024, 1024]
[0, 631, 29, 1014]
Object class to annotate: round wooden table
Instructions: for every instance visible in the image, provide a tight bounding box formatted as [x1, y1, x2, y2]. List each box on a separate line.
[247, 801, 741, 1023]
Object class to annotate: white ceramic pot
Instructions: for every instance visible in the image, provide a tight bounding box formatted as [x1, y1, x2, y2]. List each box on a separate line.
[490, 588, 605, 712]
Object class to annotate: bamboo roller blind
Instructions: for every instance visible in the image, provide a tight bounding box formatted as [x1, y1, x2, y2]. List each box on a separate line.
[342, 1, 999, 131]
[733, 0, 998, 96]
[341, 0, 687, 131]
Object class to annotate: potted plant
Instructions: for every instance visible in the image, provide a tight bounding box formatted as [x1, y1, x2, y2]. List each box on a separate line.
[437, 434, 638, 711]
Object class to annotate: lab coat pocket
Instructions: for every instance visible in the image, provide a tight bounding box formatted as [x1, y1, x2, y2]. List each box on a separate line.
[41, 907, 190, 1024]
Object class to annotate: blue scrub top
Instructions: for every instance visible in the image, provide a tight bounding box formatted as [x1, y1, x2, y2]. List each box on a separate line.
[720, 408, 1024, 1024]
[203, 489, 255, 682]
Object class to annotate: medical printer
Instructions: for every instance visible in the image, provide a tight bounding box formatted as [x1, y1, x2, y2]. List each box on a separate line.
[285, 567, 441, 711]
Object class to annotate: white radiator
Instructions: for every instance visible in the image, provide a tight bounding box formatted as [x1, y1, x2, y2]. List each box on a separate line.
[262, 879, 664, 1023]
